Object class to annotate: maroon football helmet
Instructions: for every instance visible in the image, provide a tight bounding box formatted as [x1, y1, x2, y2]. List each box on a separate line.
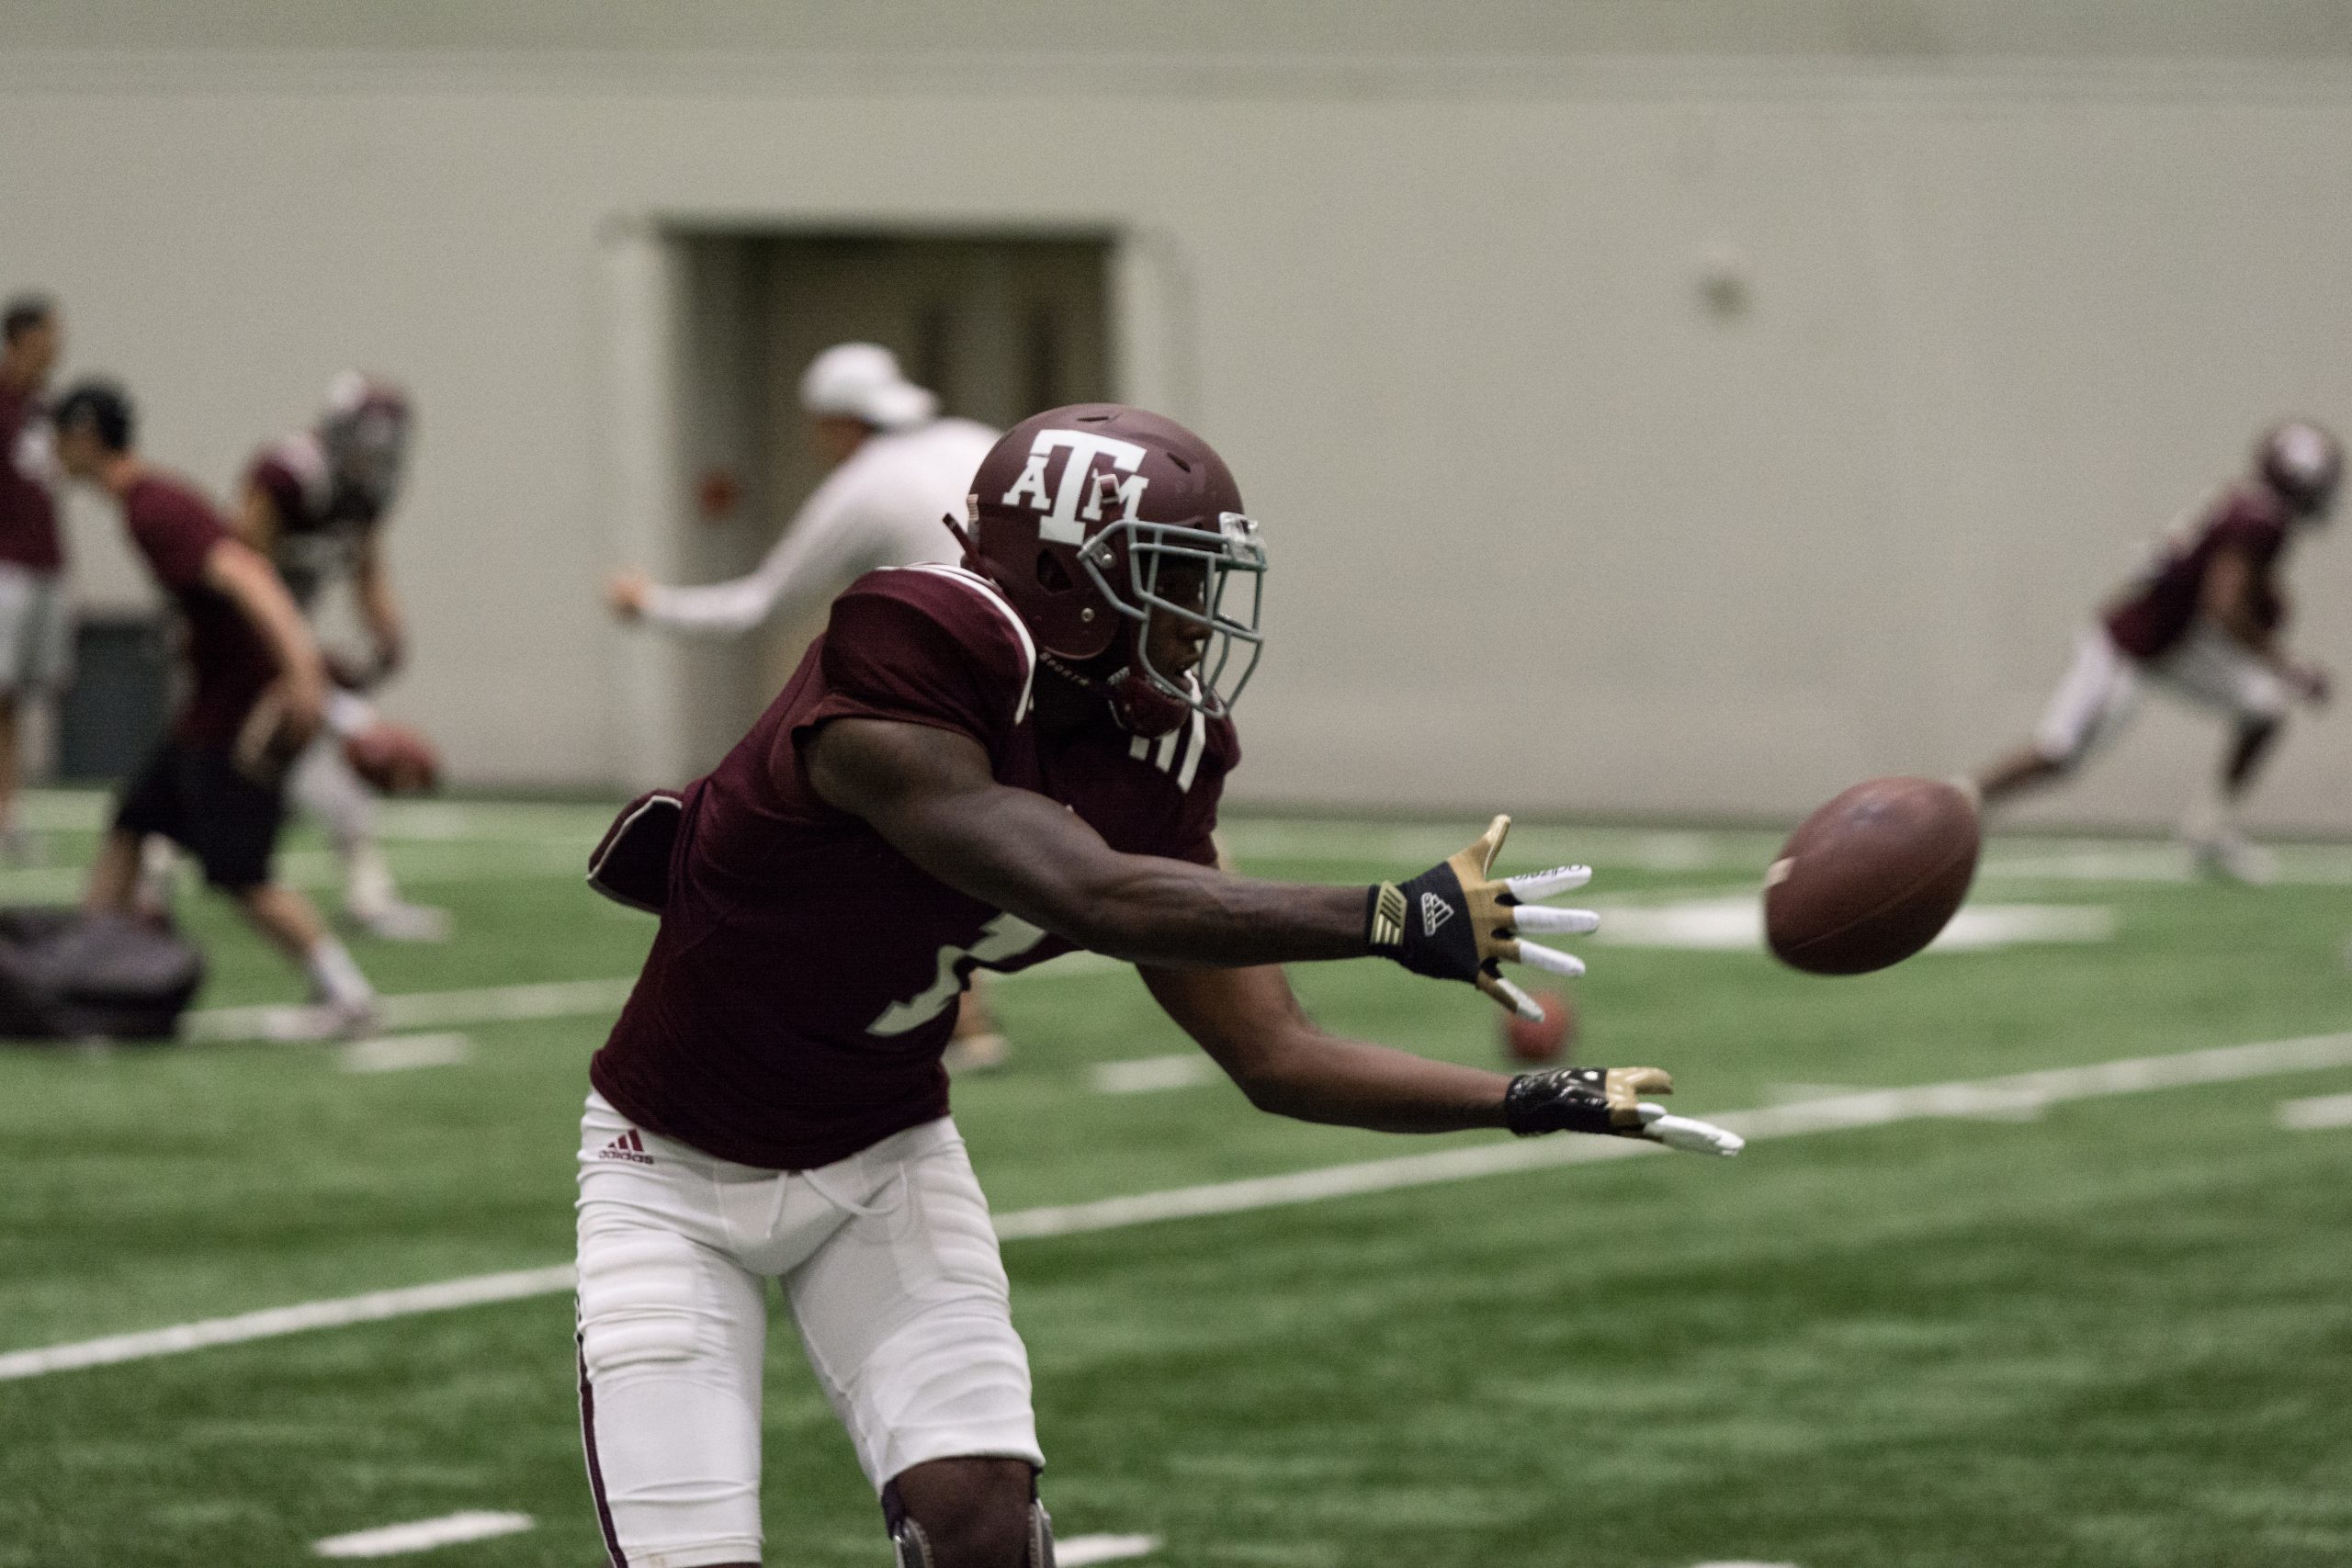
[962, 404, 1266, 735]
[2256, 420, 2341, 519]
[319, 372, 413, 516]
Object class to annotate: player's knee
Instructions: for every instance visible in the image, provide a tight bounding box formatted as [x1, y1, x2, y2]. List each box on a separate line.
[575, 1234, 704, 1375]
[885, 1461, 1042, 1568]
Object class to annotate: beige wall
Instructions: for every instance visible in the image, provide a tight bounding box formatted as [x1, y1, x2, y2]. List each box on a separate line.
[4, 6, 2350, 829]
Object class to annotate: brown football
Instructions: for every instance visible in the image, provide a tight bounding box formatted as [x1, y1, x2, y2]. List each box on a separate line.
[1764, 777, 1980, 975]
[344, 720, 441, 795]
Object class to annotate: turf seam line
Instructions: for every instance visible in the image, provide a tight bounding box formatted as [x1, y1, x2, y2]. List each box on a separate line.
[5, 1029, 2347, 1382]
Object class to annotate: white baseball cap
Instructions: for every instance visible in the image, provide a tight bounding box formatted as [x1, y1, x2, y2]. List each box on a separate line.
[798, 343, 938, 432]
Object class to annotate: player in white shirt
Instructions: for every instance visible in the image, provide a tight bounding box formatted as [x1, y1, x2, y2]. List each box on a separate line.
[607, 343, 1012, 1069]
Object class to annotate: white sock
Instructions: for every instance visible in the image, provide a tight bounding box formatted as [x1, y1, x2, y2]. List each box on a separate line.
[305, 937, 375, 1010]
[345, 842, 399, 919]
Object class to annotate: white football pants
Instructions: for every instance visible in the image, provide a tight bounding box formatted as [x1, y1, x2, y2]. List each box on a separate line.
[2033, 621, 2290, 769]
[573, 1093, 1042, 1568]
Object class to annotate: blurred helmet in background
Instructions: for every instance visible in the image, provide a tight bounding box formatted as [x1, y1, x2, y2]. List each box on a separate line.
[319, 372, 412, 516]
[965, 403, 1266, 735]
[2256, 420, 2341, 519]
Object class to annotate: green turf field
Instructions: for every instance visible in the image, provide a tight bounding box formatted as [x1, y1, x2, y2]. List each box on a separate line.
[4, 792, 2351, 1567]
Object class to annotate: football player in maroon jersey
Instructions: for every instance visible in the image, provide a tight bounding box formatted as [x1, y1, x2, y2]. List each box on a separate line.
[234, 374, 446, 940]
[1974, 422, 2337, 880]
[607, 343, 1012, 1071]
[51, 381, 379, 1040]
[0, 294, 69, 863]
[573, 405, 1740, 1568]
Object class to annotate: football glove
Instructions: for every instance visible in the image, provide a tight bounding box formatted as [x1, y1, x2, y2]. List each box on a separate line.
[1366, 815, 1598, 1020]
[1503, 1066, 1746, 1156]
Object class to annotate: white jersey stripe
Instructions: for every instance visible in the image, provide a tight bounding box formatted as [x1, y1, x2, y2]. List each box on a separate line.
[1174, 706, 1207, 793]
[898, 563, 1037, 727]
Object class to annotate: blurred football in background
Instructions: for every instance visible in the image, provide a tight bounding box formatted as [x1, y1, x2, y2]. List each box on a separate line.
[1500, 987, 1577, 1064]
[1765, 776, 1980, 975]
[345, 720, 441, 795]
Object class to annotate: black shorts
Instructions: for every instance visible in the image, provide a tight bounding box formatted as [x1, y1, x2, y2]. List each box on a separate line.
[113, 741, 288, 891]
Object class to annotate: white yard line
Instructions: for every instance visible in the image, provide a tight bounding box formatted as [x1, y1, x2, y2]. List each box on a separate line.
[2276, 1091, 2352, 1131]
[6, 1030, 2350, 1382]
[340, 1034, 473, 1074]
[185, 978, 639, 1043]
[1091, 1054, 1221, 1094]
[0, 1266, 577, 1381]
[313, 1511, 534, 1558]
[1058, 1536, 1162, 1565]
[186, 954, 1125, 1044]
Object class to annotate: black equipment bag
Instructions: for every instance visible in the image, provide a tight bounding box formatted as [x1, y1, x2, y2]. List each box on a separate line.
[0, 907, 206, 1042]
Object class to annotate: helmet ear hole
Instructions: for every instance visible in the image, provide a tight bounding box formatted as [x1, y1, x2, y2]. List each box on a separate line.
[1035, 550, 1074, 593]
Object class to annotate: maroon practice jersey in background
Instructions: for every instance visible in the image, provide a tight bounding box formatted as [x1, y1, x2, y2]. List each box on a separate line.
[0, 383, 63, 573]
[592, 563, 1238, 1170]
[2104, 483, 2292, 660]
[122, 473, 279, 748]
[246, 432, 379, 610]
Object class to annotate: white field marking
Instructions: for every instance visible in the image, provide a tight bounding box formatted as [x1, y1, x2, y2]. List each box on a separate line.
[313, 1511, 534, 1558]
[2277, 1091, 2352, 1131]
[186, 954, 1124, 1045]
[1690, 1562, 1800, 1568]
[1058, 1536, 1162, 1565]
[1766, 1080, 2035, 1119]
[7, 1031, 2350, 1382]
[0, 844, 592, 905]
[1592, 897, 2113, 953]
[1000, 1031, 2352, 1238]
[340, 1033, 473, 1074]
[1091, 1054, 1220, 1094]
[0, 1264, 577, 1380]
[185, 978, 639, 1043]
[1983, 843, 2352, 887]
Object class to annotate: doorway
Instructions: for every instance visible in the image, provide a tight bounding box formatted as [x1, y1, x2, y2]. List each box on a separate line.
[667, 230, 1115, 760]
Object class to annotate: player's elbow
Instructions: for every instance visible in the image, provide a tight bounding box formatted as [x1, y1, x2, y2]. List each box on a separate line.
[1215, 1033, 1323, 1120]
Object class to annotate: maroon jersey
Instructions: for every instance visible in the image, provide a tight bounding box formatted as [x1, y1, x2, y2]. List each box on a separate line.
[246, 432, 379, 610]
[592, 563, 1238, 1170]
[2104, 484, 2293, 660]
[0, 382, 63, 573]
[122, 473, 280, 748]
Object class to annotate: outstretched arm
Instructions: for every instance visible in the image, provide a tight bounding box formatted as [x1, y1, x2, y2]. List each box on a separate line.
[1145, 962, 1510, 1131]
[802, 715, 1367, 966]
[1144, 962, 1741, 1151]
[630, 499, 888, 637]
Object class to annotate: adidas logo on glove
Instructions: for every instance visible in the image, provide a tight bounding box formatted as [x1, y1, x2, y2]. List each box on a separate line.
[1419, 892, 1454, 938]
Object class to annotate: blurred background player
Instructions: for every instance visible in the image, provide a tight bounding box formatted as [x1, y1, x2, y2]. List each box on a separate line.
[606, 341, 1012, 1068]
[51, 381, 379, 1040]
[1975, 421, 2339, 880]
[0, 294, 69, 864]
[233, 373, 445, 939]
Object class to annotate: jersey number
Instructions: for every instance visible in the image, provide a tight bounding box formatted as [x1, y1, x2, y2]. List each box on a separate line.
[868, 913, 1048, 1038]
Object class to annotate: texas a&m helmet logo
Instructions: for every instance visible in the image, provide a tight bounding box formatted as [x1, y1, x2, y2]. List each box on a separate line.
[997, 428, 1152, 546]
